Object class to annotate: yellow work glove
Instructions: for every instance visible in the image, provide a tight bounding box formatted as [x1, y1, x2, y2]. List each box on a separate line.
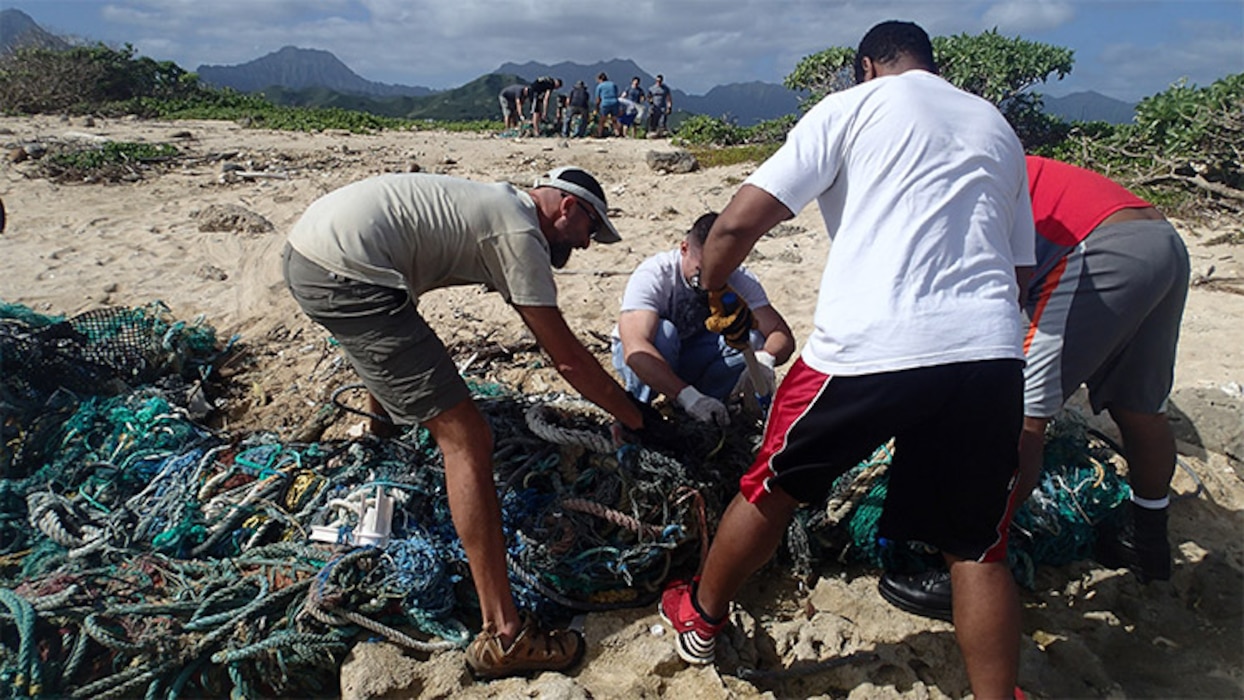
[705, 288, 756, 349]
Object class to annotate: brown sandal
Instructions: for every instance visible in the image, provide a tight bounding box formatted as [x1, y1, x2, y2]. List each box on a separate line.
[465, 616, 586, 679]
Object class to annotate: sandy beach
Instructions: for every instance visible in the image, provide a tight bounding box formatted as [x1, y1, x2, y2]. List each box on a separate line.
[1, 114, 1241, 698]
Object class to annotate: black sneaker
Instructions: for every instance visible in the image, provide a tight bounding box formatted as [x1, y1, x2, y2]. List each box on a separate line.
[1095, 502, 1172, 582]
[878, 569, 953, 622]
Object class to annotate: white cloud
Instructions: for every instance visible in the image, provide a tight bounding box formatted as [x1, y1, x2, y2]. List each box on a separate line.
[1066, 17, 1243, 101]
[982, 1, 1075, 33]
[31, 1, 1244, 99]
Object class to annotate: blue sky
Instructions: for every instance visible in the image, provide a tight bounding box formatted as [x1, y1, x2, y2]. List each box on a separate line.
[6, 0, 1242, 101]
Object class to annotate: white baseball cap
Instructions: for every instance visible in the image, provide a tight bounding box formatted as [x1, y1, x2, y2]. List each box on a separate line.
[533, 166, 621, 244]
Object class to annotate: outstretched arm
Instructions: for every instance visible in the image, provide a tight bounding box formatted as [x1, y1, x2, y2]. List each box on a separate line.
[515, 304, 643, 429]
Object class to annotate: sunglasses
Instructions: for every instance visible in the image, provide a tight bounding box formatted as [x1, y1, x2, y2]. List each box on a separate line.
[573, 198, 602, 238]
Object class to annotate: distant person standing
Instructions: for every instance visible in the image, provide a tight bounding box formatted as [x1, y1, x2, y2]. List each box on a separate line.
[565, 80, 591, 138]
[499, 83, 528, 130]
[647, 74, 673, 136]
[594, 72, 621, 138]
[624, 76, 647, 137]
[529, 76, 563, 136]
[617, 94, 641, 139]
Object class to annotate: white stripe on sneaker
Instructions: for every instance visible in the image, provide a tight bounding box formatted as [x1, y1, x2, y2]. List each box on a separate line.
[676, 630, 715, 664]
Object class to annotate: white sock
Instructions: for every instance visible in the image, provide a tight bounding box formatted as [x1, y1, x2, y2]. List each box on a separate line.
[1131, 494, 1170, 510]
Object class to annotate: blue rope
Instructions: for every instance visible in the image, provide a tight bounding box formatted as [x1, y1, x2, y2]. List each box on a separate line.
[0, 587, 40, 697]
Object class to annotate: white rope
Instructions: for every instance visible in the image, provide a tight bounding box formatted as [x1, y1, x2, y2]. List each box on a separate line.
[524, 403, 613, 454]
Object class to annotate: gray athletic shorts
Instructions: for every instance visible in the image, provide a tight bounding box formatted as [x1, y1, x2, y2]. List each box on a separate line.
[281, 245, 469, 424]
[499, 95, 517, 121]
[1024, 220, 1189, 416]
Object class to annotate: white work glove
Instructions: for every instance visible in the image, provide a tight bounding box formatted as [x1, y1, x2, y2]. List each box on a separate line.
[731, 351, 777, 401]
[676, 385, 730, 426]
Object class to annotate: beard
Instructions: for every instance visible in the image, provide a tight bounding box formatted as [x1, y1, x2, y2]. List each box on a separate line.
[549, 242, 573, 269]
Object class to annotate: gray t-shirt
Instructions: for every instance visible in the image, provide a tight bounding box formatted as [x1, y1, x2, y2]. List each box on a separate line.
[649, 83, 671, 108]
[287, 174, 558, 307]
[617, 249, 769, 340]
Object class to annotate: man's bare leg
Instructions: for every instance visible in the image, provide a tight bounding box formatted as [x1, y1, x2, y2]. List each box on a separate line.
[424, 398, 522, 642]
[1015, 416, 1051, 501]
[947, 555, 1020, 699]
[1109, 408, 1176, 500]
[366, 392, 400, 438]
[694, 489, 800, 619]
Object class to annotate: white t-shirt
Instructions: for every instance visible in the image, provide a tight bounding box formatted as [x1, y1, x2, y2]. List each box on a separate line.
[615, 249, 769, 340]
[287, 173, 558, 307]
[746, 70, 1035, 376]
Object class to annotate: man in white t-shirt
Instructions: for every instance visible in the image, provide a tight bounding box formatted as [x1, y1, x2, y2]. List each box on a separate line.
[283, 166, 673, 680]
[612, 212, 794, 425]
[658, 22, 1034, 699]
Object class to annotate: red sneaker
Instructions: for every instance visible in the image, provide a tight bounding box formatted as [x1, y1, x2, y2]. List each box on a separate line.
[659, 578, 725, 665]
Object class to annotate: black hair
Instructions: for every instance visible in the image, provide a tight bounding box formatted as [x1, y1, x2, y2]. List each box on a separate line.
[853, 20, 936, 84]
[687, 212, 718, 247]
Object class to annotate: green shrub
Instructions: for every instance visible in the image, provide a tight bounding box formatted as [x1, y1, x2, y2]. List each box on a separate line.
[1042, 74, 1244, 216]
[673, 114, 796, 150]
[38, 141, 180, 182]
[0, 43, 199, 114]
[674, 114, 746, 146]
[687, 143, 782, 169]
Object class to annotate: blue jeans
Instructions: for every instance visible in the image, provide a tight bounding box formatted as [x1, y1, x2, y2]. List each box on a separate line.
[611, 319, 759, 402]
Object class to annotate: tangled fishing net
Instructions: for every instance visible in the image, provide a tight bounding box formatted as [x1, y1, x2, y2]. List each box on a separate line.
[0, 300, 1132, 697]
[0, 301, 760, 697]
[786, 416, 1133, 587]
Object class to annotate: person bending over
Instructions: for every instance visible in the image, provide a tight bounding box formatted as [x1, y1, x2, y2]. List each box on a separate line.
[283, 166, 671, 680]
[879, 155, 1190, 620]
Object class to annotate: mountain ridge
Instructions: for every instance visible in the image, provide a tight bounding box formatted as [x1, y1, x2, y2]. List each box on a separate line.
[197, 46, 434, 98]
[0, 8, 71, 53]
[1042, 90, 1137, 124]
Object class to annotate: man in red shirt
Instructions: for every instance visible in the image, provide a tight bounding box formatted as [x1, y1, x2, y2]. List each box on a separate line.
[881, 156, 1191, 619]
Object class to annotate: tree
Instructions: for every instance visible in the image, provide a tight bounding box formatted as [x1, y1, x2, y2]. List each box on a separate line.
[782, 47, 855, 109]
[933, 30, 1072, 110]
[784, 29, 1074, 149]
[0, 43, 201, 114]
[1048, 74, 1244, 212]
